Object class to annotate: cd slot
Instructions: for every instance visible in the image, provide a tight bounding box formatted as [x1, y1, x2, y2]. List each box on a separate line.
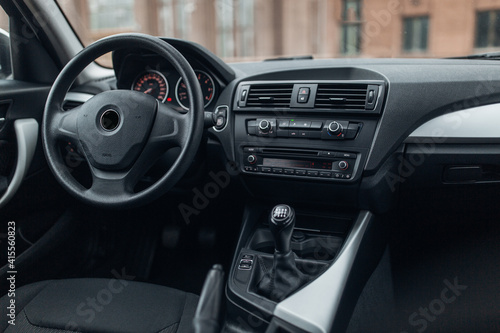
[260, 148, 320, 157]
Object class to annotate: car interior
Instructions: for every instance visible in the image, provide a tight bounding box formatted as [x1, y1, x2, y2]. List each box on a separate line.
[0, 0, 499, 332]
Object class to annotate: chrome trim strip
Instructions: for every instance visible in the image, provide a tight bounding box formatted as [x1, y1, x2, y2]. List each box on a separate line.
[0, 119, 38, 209]
[274, 211, 373, 333]
[407, 103, 500, 142]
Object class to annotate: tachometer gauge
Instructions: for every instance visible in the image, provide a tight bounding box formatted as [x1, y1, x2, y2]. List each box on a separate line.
[132, 71, 168, 102]
[176, 70, 215, 110]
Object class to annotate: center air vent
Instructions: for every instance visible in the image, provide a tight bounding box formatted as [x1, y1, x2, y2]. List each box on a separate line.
[246, 84, 293, 108]
[314, 84, 369, 110]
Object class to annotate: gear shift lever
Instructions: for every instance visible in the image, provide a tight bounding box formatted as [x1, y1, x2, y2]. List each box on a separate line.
[256, 204, 309, 302]
[269, 204, 295, 254]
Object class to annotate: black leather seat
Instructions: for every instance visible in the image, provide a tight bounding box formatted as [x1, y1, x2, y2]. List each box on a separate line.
[0, 278, 199, 333]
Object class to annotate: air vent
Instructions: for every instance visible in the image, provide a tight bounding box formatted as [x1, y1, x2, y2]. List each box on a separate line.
[62, 100, 83, 111]
[246, 84, 293, 108]
[315, 84, 369, 110]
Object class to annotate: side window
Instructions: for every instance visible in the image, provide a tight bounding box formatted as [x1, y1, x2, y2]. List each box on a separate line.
[0, 5, 12, 79]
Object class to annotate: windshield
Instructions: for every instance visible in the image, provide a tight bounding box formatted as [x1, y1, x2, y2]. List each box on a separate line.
[57, 0, 500, 67]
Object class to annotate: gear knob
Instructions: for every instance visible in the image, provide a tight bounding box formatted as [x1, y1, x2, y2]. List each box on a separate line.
[269, 204, 295, 254]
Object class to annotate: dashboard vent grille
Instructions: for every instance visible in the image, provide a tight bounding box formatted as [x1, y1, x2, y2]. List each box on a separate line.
[315, 84, 368, 110]
[62, 100, 83, 111]
[246, 84, 293, 108]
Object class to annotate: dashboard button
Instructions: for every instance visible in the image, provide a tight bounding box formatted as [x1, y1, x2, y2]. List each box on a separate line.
[278, 120, 290, 128]
[261, 167, 272, 173]
[295, 170, 306, 176]
[238, 264, 251, 270]
[345, 123, 359, 139]
[319, 171, 332, 178]
[289, 120, 311, 129]
[336, 152, 356, 159]
[297, 121, 311, 129]
[298, 95, 308, 103]
[216, 116, 225, 127]
[289, 130, 299, 137]
[310, 121, 323, 129]
[306, 171, 319, 177]
[284, 169, 295, 175]
[320, 151, 335, 157]
[273, 168, 283, 174]
[297, 88, 310, 103]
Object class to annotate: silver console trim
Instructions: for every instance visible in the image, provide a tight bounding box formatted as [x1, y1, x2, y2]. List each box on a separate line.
[273, 211, 373, 333]
[0, 119, 39, 209]
[406, 103, 500, 142]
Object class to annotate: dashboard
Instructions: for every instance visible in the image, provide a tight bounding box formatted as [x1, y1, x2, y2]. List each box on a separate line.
[62, 38, 500, 214]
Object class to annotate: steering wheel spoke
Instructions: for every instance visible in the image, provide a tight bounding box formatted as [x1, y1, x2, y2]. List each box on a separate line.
[150, 102, 189, 148]
[88, 167, 132, 198]
[51, 106, 81, 142]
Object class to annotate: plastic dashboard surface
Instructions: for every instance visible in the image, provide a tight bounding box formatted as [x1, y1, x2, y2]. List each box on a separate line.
[66, 38, 500, 206]
[226, 59, 500, 173]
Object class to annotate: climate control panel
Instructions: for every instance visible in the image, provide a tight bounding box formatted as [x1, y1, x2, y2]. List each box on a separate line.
[247, 118, 361, 140]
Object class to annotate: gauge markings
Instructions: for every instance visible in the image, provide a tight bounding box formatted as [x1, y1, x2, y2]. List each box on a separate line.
[132, 71, 169, 102]
[175, 70, 215, 109]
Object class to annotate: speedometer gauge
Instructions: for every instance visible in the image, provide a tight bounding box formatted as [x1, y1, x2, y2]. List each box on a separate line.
[175, 70, 215, 110]
[132, 71, 168, 102]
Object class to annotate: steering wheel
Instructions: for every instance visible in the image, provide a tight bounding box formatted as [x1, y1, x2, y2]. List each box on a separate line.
[42, 34, 204, 208]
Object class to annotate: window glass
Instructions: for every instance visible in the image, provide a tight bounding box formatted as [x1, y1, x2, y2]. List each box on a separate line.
[340, 0, 361, 55]
[89, 0, 135, 31]
[57, 0, 500, 65]
[403, 16, 429, 53]
[0, 5, 11, 79]
[475, 10, 500, 48]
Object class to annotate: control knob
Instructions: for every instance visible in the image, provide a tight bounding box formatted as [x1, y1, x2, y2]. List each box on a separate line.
[247, 155, 257, 164]
[327, 121, 343, 136]
[259, 119, 272, 133]
[338, 161, 349, 170]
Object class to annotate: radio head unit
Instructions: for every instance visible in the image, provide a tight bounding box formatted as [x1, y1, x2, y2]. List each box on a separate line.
[242, 147, 358, 181]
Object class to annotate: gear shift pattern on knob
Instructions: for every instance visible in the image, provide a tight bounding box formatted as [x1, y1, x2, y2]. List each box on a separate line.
[269, 204, 295, 254]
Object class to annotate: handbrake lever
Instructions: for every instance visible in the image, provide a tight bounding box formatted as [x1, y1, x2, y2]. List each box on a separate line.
[193, 264, 225, 333]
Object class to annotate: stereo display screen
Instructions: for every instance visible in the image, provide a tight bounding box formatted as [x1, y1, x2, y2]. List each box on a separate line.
[263, 158, 332, 170]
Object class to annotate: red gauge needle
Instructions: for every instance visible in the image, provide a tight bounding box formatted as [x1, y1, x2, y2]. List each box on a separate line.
[144, 88, 153, 94]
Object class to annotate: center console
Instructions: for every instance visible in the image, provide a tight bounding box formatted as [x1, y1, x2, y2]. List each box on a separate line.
[224, 72, 389, 332]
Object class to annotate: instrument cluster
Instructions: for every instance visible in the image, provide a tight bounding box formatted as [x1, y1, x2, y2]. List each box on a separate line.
[115, 53, 219, 112]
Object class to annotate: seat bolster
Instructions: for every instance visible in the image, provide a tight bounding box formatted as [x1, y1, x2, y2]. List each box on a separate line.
[0, 280, 52, 332]
[1, 279, 198, 333]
